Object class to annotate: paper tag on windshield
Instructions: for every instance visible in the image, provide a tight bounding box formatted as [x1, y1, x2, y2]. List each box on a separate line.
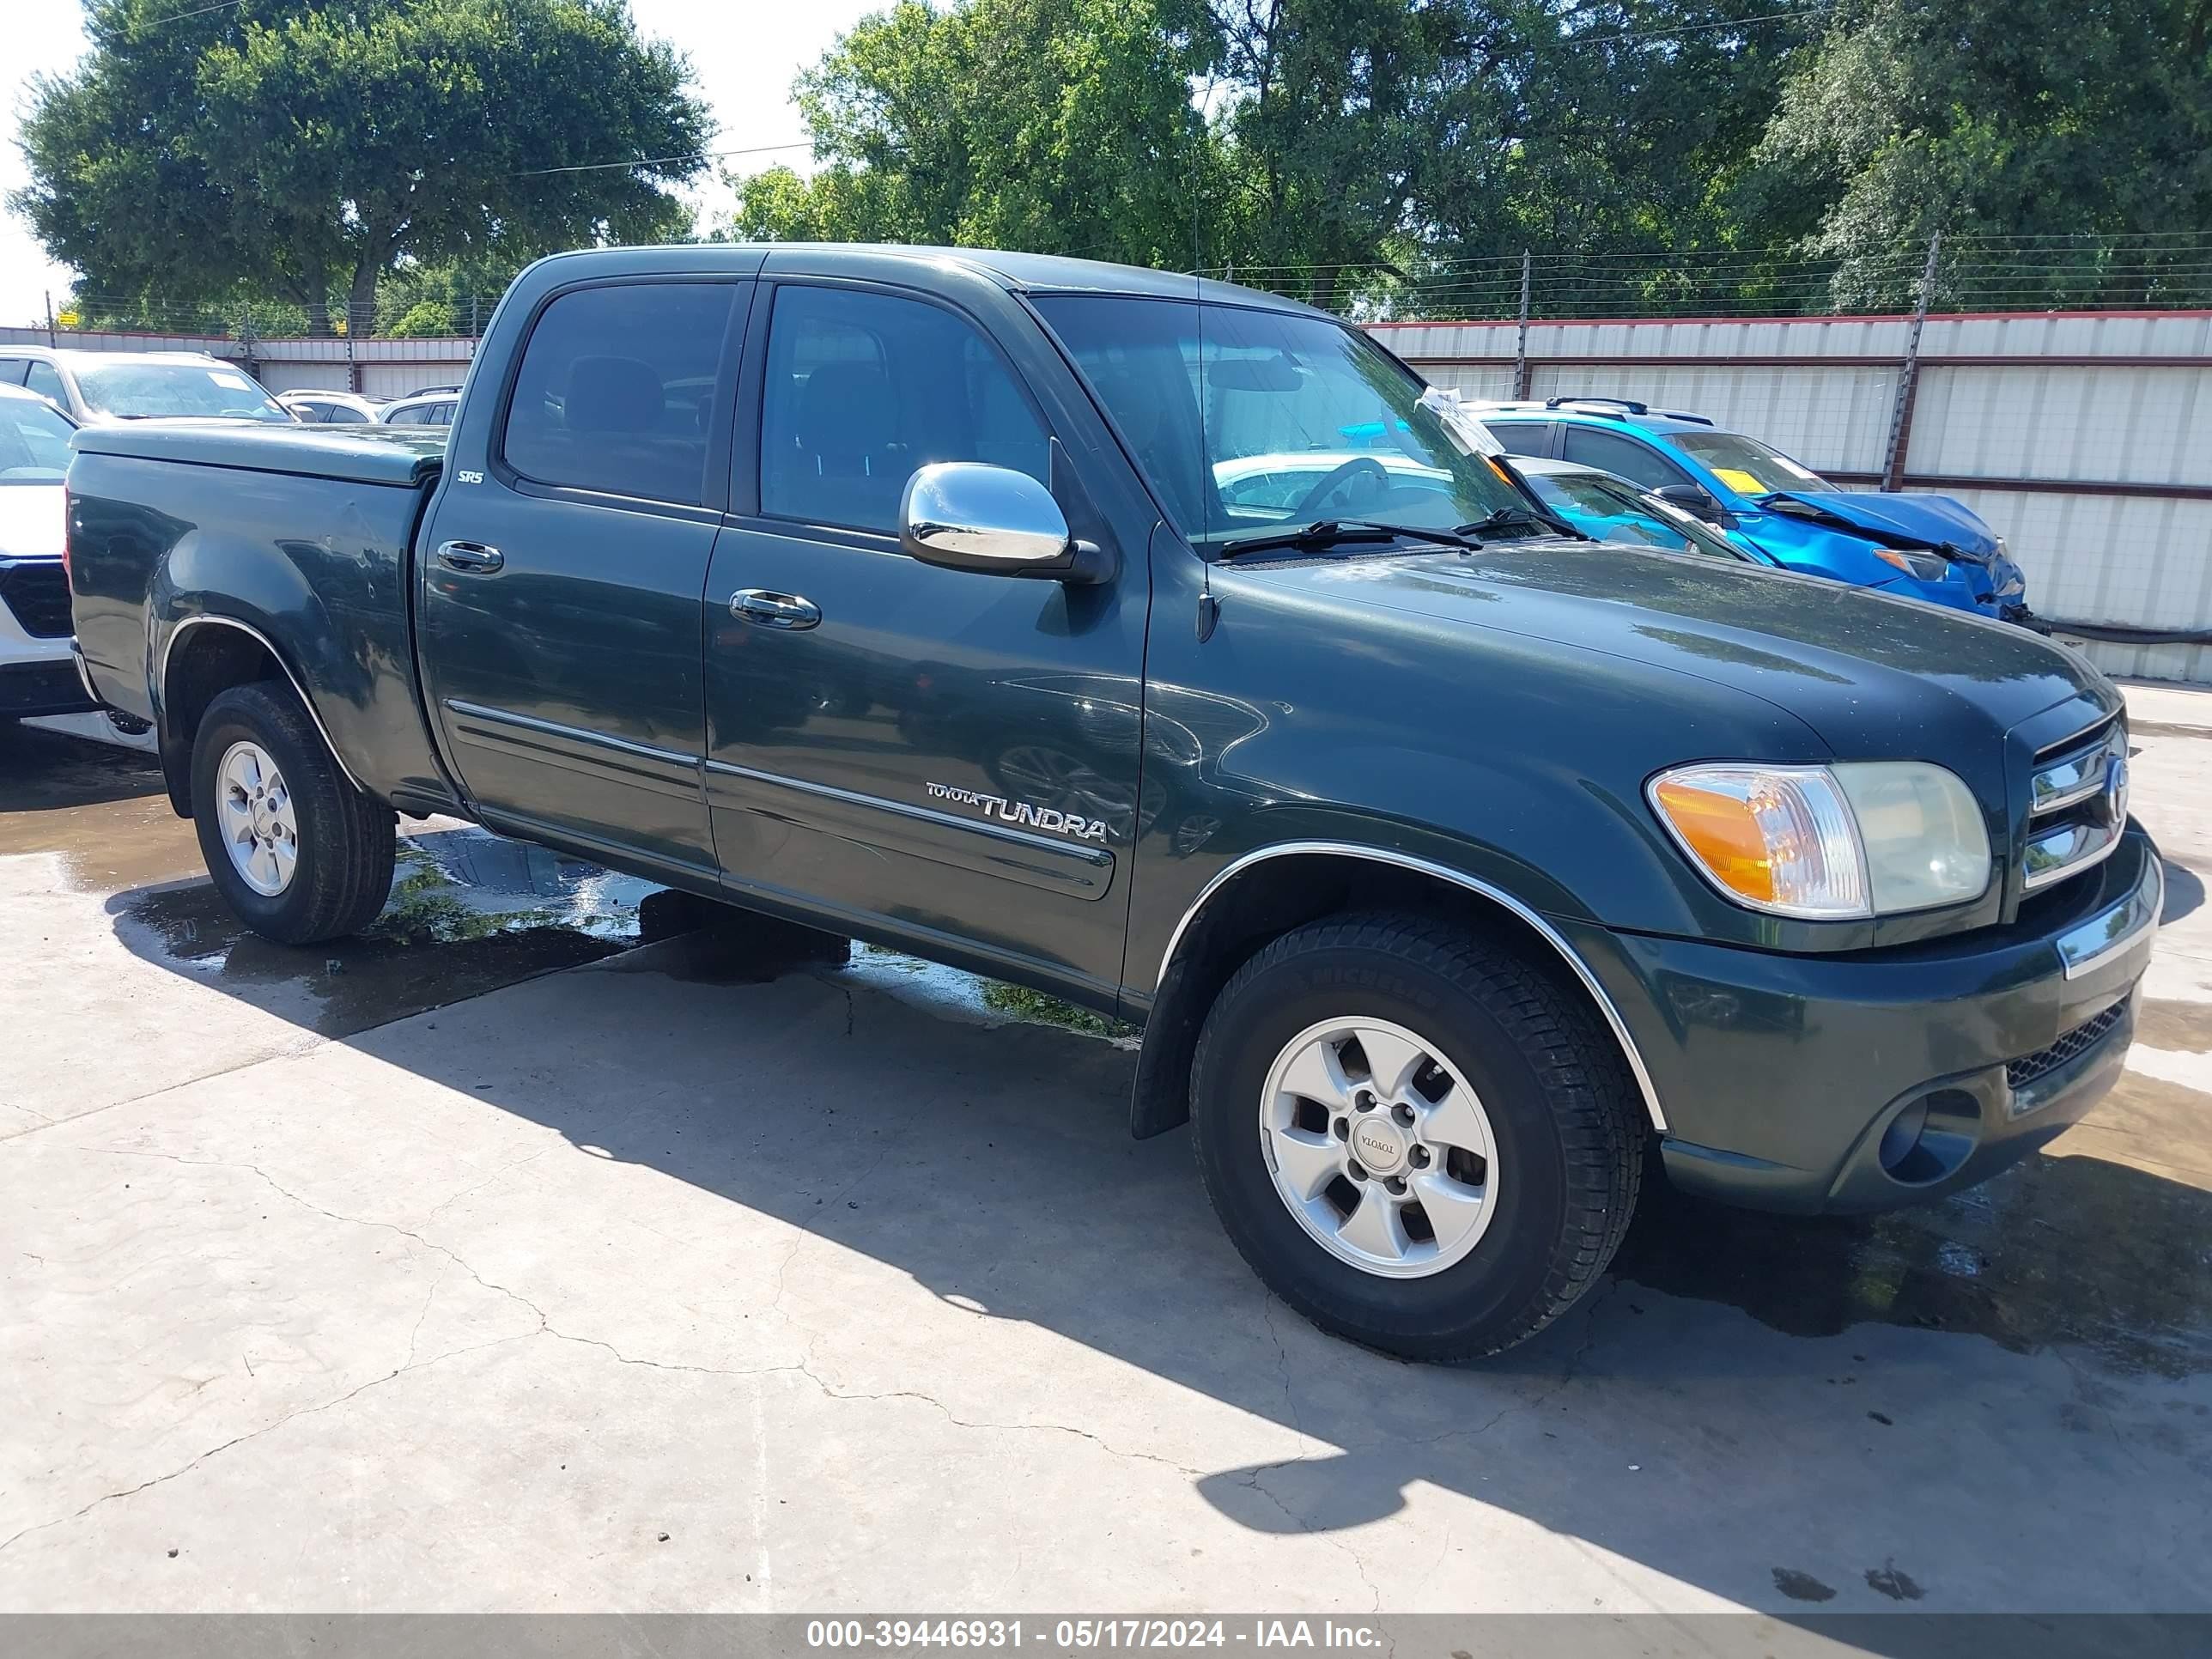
[1417, 386, 1504, 457]
[211, 372, 253, 391]
[1711, 466, 1766, 496]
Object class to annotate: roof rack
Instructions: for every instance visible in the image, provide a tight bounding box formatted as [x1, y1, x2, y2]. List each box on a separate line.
[1543, 395, 1717, 427]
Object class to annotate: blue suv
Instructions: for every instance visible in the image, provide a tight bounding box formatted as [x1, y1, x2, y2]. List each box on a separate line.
[1476, 398, 2032, 622]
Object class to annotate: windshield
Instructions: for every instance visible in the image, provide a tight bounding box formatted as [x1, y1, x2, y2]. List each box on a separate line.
[1664, 429, 1827, 497]
[1522, 471, 1752, 562]
[1032, 295, 1531, 548]
[0, 395, 75, 482]
[72, 361, 292, 422]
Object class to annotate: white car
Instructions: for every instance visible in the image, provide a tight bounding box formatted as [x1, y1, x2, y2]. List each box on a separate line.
[0, 384, 152, 749]
[279, 390, 387, 424]
[0, 344, 294, 426]
[378, 392, 459, 427]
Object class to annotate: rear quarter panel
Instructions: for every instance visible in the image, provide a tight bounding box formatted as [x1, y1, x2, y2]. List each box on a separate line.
[69, 448, 447, 805]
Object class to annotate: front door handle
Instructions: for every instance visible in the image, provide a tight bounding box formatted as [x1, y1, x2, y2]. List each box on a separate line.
[730, 589, 822, 630]
[436, 540, 504, 574]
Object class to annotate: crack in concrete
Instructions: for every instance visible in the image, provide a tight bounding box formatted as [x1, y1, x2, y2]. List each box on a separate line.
[1259, 1295, 1308, 1457]
[39, 1142, 1215, 1524]
[0, 1331, 532, 1559]
[0, 1035, 323, 1146]
[1238, 1466, 1384, 1615]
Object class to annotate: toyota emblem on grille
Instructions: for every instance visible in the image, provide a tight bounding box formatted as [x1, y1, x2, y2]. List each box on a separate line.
[2100, 752, 2130, 828]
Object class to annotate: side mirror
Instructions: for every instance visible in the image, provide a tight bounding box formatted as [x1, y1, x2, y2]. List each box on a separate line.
[1653, 483, 1736, 529]
[900, 462, 1113, 583]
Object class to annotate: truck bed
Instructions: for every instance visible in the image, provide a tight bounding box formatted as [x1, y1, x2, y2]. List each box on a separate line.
[70, 419, 447, 489]
[68, 419, 457, 811]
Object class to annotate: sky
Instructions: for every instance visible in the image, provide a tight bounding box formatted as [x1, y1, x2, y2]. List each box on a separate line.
[0, 0, 880, 326]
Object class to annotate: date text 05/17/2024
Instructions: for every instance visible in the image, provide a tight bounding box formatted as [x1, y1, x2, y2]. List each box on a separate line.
[805, 1620, 1387, 1650]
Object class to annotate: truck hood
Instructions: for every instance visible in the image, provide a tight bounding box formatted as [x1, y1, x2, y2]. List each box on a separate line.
[1759, 490, 2001, 561]
[0, 483, 64, 559]
[1231, 542, 2112, 754]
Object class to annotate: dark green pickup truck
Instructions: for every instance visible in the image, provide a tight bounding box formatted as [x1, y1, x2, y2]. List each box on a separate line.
[66, 245, 2161, 1360]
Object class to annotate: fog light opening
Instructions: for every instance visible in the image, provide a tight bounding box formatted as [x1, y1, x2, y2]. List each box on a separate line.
[1877, 1088, 1980, 1186]
[1878, 1099, 1929, 1175]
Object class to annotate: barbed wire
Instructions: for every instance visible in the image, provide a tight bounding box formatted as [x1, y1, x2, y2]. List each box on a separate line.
[15, 232, 2212, 337]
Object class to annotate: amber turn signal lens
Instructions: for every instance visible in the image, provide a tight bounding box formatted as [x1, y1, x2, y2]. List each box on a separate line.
[1650, 777, 1778, 902]
[1647, 763, 1870, 919]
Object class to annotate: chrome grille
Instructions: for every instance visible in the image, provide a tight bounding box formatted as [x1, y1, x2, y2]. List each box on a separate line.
[2021, 717, 2128, 893]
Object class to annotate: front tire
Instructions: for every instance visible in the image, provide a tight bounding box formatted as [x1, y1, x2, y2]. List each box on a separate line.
[191, 682, 395, 945]
[1190, 913, 1644, 1362]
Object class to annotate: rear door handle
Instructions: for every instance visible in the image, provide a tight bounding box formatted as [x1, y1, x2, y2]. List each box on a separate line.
[730, 589, 822, 630]
[436, 540, 504, 574]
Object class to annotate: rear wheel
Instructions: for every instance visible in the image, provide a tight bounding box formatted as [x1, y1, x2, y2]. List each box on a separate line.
[191, 682, 395, 945]
[1190, 912, 1644, 1361]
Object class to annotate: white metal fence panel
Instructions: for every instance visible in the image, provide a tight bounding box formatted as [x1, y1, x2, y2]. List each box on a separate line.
[1909, 364, 2211, 487]
[255, 362, 347, 394]
[1410, 363, 1515, 399]
[1376, 311, 2212, 684]
[1524, 362, 1899, 475]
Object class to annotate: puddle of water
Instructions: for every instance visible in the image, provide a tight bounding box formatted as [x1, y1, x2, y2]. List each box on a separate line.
[0, 725, 198, 891]
[1613, 1105, 2212, 1378]
[113, 826, 660, 1037]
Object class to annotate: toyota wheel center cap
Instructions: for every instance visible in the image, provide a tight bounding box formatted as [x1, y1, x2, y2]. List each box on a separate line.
[1351, 1117, 1408, 1175]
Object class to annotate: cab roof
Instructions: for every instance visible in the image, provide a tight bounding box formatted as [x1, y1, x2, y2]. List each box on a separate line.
[526, 241, 1320, 315]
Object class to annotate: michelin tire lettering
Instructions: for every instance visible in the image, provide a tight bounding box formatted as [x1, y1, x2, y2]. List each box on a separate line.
[927, 781, 1109, 842]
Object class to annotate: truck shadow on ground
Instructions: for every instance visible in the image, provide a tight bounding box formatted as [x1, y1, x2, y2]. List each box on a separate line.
[93, 870, 2212, 1619]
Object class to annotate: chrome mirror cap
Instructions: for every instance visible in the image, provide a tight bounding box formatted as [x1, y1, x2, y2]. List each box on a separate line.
[900, 462, 1073, 574]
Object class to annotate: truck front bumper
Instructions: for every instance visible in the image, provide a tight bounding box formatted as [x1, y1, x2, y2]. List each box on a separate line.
[1564, 827, 2163, 1215]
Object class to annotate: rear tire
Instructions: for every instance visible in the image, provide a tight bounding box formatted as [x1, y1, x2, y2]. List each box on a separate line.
[1190, 912, 1644, 1362]
[191, 682, 395, 945]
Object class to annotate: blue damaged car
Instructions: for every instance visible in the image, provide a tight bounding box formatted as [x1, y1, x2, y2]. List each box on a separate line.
[1474, 398, 2033, 623]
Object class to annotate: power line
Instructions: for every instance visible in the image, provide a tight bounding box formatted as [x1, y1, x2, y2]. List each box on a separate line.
[1556, 4, 1833, 49]
[514, 140, 812, 178]
[144, 0, 247, 26]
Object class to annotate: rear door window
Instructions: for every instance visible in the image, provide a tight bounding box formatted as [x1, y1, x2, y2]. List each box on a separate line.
[757, 284, 1049, 536]
[324, 404, 369, 424]
[24, 362, 65, 405]
[1561, 426, 1692, 490]
[1486, 420, 1553, 459]
[502, 282, 741, 507]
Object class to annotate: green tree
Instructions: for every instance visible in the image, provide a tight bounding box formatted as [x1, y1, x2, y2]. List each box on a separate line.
[732, 0, 1220, 269]
[14, 0, 710, 336]
[1751, 0, 2212, 307]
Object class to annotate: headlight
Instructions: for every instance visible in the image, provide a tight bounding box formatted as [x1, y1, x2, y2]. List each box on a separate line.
[1873, 547, 1950, 582]
[1650, 761, 1990, 919]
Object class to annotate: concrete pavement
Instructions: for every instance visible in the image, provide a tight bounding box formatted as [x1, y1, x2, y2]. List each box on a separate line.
[2, 713, 2209, 1616]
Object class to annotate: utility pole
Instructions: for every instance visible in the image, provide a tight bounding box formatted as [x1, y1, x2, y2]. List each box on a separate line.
[43, 290, 57, 348]
[1881, 231, 1942, 492]
[1513, 252, 1533, 398]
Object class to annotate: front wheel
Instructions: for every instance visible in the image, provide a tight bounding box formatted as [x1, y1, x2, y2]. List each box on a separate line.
[1190, 913, 1644, 1362]
[191, 682, 396, 945]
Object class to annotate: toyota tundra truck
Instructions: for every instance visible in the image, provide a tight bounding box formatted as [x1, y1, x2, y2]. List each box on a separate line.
[64, 245, 2162, 1361]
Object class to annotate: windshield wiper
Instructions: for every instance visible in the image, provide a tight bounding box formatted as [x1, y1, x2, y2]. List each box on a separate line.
[1455, 505, 1585, 542]
[1217, 520, 1486, 562]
